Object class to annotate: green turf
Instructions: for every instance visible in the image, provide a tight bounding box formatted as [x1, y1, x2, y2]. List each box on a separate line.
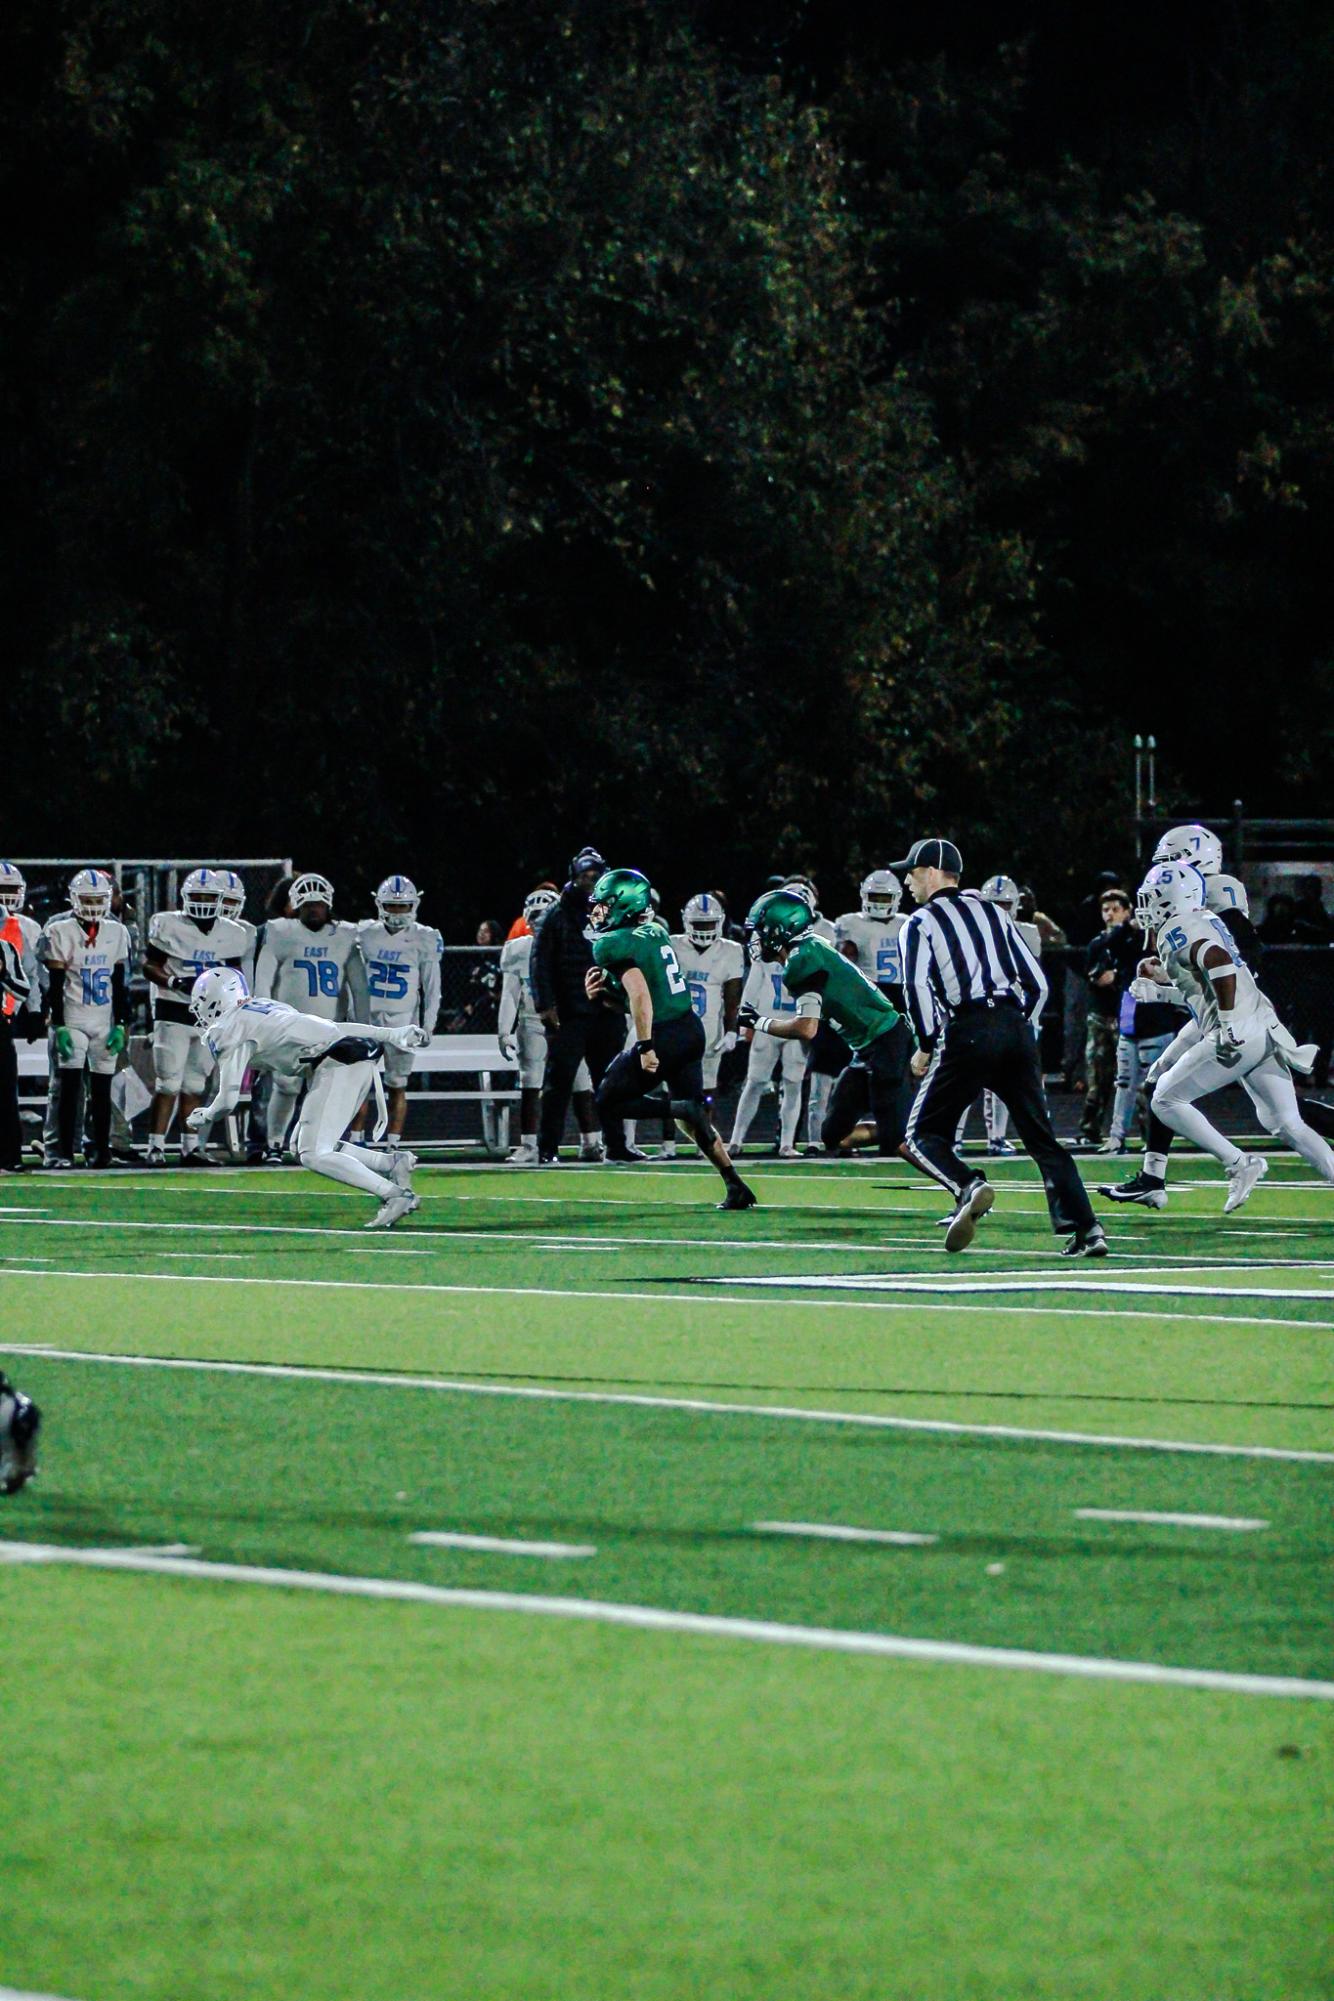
[1, 1156, 1331, 1999]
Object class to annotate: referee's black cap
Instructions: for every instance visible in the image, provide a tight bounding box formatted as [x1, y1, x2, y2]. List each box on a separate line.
[889, 837, 963, 876]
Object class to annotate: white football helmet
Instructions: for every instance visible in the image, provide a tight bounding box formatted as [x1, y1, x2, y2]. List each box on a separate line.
[69, 868, 113, 921]
[682, 892, 724, 948]
[523, 887, 559, 928]
[1205, 873, 1250, 920]
[860, 870, 901, 921]
[189, 965, 250, 1030]
[291, 872, 335, 914]
[0, 862, 25, 914]
[783, 877, 818, 912]
[374, 874, 420, 931]
[1153, 823, 1223, 877]
[1137, 863, 1205, 936]
[214, 869, 246, 919]
[181, 867, 221, 921]
[980, 873, 1020, 910]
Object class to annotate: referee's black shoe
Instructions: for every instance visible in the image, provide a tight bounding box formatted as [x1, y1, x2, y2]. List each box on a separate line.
[944, 1176, 995, 1253]
[1062, 1223, 1109, 1258]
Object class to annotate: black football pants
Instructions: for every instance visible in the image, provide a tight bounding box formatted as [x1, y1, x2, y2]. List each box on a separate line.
[821, 1020, 913, 1155]
[902, 1003, 1094, 1235]
[0, 1020, 20, 1169]
[539, 1010, 627, 1156]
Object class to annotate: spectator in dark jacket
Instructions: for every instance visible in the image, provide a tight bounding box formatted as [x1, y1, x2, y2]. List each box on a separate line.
[1292, 876, 1334, 944]
[532, 847, 630, 1161]
[1078, 889, 1140, 1143]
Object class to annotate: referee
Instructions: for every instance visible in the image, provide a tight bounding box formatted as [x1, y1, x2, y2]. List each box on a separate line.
[892, 838, 1107, 1257]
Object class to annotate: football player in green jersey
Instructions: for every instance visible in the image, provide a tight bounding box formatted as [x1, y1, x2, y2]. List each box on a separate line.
[586, 869, 757, 1210]
[743, 889, 911, 1155]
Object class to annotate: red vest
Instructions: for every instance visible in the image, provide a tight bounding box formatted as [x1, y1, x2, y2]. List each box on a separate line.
[0, 912, 25, 1017]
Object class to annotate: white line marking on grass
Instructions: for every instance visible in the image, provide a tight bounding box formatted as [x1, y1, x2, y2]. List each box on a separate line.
[0, 1541, 1327, 1702]
[0, 1986, 87, 2000]
[1074, 1509, 1269, 1532]
[713, 1272, 1334, 1301]
[159, 1251, 253, 1260]
[753, 1521, 938, 1548]
[3, 1343, 1331, 1464]
[409, 1531, 596, 1558]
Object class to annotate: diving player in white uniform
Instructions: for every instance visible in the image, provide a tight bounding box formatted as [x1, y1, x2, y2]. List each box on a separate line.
[143, 868, 252, 1164]
[38, 870, 133, 1168]
[213, 870, 258, 982]
[671, 894, 744, 1096]
[188, 968, 427, 1227]
[729, 936, 806, 1156]
[350, 875, 442, 1141]
[497, 888, 602, 1165]
[253, 872, 364, 1158]
[1134, 862, 1332, 1210]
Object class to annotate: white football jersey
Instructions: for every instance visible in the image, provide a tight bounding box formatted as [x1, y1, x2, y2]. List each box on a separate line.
[39, 915, 132, 1028]
[255, 916, 360, 1020]
[206, 996, 354, 1072]
[147, 911, 251, 1020]
[499, 934, 542, 1022]
[834, 910, 906, 988]
[1158, 910, 1267, 1035]
[670, 934, 745, 1050]
[1205, 874, 1248, 919]
[742, 952, 798, 1018]
[356, 919, 443, 1026]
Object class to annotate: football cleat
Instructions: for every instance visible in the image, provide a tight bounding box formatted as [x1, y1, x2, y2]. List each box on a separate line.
[604, 1143, 650, 1163]
[718, 1180, 758, 1211]
[365, 1188, 420, 1230]
[945, 1178, 995, 1253]
[390, 1149, 417, 1191]
[1062, 1224, 1110, 1258]
[0, 1373, 41, 1495]
[1223, 1153, 1268, 1214]
[178, 1148, 210, 1169]
[578, 1135, 605, 1161]
[1098, 1172, 1167, 1209]
[986, 1138, 1018, 1156]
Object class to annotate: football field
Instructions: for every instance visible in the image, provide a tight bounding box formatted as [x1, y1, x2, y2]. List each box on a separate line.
[2, 1152, 1331, 2000]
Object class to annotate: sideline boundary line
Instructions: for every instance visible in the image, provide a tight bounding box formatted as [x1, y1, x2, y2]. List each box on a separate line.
[3, 1343, 1331, 1464]
[1, 1540, 1329, 1702]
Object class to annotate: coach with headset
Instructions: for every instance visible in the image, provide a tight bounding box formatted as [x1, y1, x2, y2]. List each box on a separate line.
[892, 837, 1106, 1258]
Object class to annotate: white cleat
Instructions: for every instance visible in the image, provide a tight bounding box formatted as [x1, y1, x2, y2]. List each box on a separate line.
[1223, 1153, 1268, 1214]
[577, 1138, 605, 1163]
[390, 1149, 418, 1191]
[365, 1188, 421, 1231]
[507, 1141, 540, 1166]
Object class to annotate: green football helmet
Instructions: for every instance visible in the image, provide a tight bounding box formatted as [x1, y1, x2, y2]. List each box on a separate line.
[590, 868, 653, 932]
[747, 888, 814, 958]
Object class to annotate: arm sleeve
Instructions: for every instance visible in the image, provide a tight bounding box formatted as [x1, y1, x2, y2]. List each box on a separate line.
[112, 962, 131, 1026]
[344, 947, 370, 1024]
[254, 934, 278, 1000]
[46, 964, 66, 1026]
[496, 969, 520, 1040]
[529, 917, 556, 1014]
[902, 917, 938, 1049]
[421, 937, 442, 1032]
[203, 1044, 251, 1118]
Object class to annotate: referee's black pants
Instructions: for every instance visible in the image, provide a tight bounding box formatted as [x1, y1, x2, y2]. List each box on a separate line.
[902, 1002, 1094, 1235]
[539, 1009, 626, 1157]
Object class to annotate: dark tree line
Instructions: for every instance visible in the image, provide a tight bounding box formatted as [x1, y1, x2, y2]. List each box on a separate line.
[4, 0, 1330, 930]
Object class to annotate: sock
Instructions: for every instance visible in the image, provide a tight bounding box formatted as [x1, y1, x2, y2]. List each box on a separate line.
[181, 1132, 199, 1155]
[147, 1134, 166, 1155]
[1143, 1152, 1168, 1182]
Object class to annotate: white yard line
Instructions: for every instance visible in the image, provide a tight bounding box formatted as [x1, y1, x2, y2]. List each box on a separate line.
[713, 1272, 1334, 1300]
[0, 1987, 86, 2001]
[1074, 1509, 1269, 1532]
[2, 1343, 1330, 1464]
[409, 1531, 595, 1558]
[0, 1540, 1327, 1702]
[0, 1266, 1323, 1336]
[752, 1521, 938, 1548]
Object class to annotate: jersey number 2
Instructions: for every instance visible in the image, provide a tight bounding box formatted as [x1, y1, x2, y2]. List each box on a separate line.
[660, 946, 687, 996]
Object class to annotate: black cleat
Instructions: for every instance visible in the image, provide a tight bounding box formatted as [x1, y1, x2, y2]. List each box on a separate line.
[1098, 1172, 1167, 1210]
[945, 1177, 995, 1253]
[1063, 1223, 1110, 1258]
[605, 1145, 650, 1163]
[718, 1180, 758, 1211]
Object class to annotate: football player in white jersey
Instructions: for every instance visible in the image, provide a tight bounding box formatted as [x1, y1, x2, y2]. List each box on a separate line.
[781, 876, 845, 1149]
[213, 870, 258, 981]
[187, 969, 427, 1227]
[350, 875, 443, 1142]
[1132, 863, 1332, 1210]
[253, 872, 364, 1158]
[0, 863, 44, 1017]
[729, 936, 806, 1155]
[143, 868, 252, 1165]
[671, 892, 744, 1097]
[38, 870, 132, 1168]
[827, 870, 906, 1151]
[497, 888, 602, 1164]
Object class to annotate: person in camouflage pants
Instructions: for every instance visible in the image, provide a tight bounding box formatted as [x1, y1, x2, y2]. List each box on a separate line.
[1080, 890, 1138, 1143]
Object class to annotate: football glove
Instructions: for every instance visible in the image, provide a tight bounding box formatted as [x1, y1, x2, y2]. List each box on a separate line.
[737, 1003, 760, 1030]
[498, 1031, 518, 1066]
[185, 1106, 212, 1131]
[388, 1023, 430, 1050]
[720, 1029, 738, 1054]
[106, 1023, 127, 1055]
[1215, 1023, 1245, 1069]
[55, 1026, 74, 1060]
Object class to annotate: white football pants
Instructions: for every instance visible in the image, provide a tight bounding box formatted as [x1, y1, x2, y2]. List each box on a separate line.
[730, 1031, 805, 1151]
[1152, 1024, 1334, 1180]
[294, 1060, 398, 1197]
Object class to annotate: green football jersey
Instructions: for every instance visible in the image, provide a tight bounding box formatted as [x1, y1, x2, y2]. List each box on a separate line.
[782, 932, 901, 1052]
[592, 920, 694, 1024]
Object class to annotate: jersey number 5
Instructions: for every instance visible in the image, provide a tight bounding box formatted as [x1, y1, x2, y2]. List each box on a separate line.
[368, 961, 410, 1001]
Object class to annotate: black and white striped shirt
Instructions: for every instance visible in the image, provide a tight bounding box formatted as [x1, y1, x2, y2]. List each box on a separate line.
[901, 889, 1046, 1050]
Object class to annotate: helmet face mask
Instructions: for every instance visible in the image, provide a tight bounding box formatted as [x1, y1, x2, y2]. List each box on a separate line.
[523, 888, 559, 928]
[980, 873, 1020, 912]
[182, 867, 221, 923]
[682, 893, 723, 949]
[860, 870, 901, 921]
[0, 862, 25, 914]
[374, 874, 420, 932]
[747, 889, 815, 959]
[69, 868, 113, 923]
[189, 965, 250, 1031]
[1137, 863, 1205, 936]
[291, 872, 335, 922]
[1153, 824, 1223, 877]
[783, 877, 818, 912]
[589, 868, 653, 932]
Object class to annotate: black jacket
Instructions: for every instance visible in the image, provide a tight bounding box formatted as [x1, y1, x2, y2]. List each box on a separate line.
[530, 882, 597, 1017]
[1085, 922, 1142, 1020]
